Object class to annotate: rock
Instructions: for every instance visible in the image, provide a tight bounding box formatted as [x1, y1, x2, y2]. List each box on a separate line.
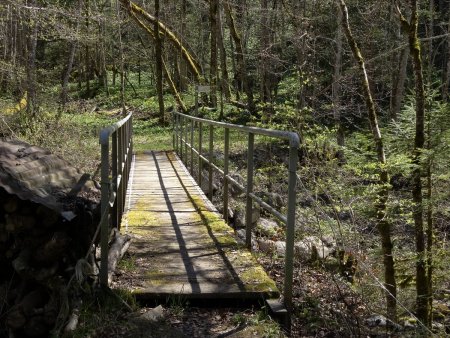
[200, 170, 218, 195]
[365, 315, 402, 331]
[234, 206, 260, 229]
[256, 238, 275, 254]
[275, 241, 286, 256]
[256, 218, 278, 237]
[236, 229, 257, 250]
[258, 192, 283, 209]
[229, 174, 245, 197]
[138, 305, 164, 323]
[292, 236, 336, 261]
[365, 315, 387, 327]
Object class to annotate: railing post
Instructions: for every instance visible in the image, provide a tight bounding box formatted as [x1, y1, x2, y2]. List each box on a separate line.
[208, 125, 214, 201]
[284, 143, 298, 321]
[179, 116, 184, 161]
[117, 125, 124, 227]
[175, 113, 179, 154]
[190, 119, 194, 175]
[172, 112, 175, 150]
[100, 142, 110, 287]
[245, 132, 254, 250]
[223, 128, 230, 223]
[111, 131, 118, 229]
[198, 122, 203, 187]
[184, 116, 188, 164]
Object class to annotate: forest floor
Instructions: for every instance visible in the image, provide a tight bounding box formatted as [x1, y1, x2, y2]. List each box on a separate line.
[2, 101, 449, 337]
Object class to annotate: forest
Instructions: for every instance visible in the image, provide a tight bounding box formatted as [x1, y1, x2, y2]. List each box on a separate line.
[0, 0, 450, 337]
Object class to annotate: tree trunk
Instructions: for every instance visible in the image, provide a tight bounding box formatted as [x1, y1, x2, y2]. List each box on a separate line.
[223, 1, 255, 113]
[442, 12, 450, 100]
[26, 19, 38, 118]
[154, 0, 165, 122]
[398, 0, 429, 327]
[390, 45, 408, 121]
[120, 0, 202, 82]
[217, 5, 231, 100]
[333, 2, 345, 160]
[339, 0, 397, 322]
[209, 0, 218, 107]
[60, 41, 77, 111]
[116, 0, 126, 112]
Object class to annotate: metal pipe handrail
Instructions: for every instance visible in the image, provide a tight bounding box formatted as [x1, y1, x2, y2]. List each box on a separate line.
[98, 113, 133, 286]
[175, 112, 300, 147]
[173, 111, 299, 316]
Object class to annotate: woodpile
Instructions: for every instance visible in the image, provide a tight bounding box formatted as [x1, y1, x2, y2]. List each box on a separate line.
[0, 139, 101, 337]
[0, 187, 100, 337]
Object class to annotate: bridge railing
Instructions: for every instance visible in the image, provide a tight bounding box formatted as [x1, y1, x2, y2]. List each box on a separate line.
[173, 111, 299, 312]
[98, 113, 133, 286]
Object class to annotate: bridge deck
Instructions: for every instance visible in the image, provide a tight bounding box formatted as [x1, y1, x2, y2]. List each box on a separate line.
[114, 150, 279, 300]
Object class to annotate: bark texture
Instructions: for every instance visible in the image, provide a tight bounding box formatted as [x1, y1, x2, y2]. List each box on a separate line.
[339, 0, 397, 321]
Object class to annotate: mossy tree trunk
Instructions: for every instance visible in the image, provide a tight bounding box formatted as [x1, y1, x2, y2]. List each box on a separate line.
[339, 0, 397, 321]
[223, 1, 255, 113]
[396, 0, 429, 328]
[209, 0, 218, 107]
[154, 0, 165, 122]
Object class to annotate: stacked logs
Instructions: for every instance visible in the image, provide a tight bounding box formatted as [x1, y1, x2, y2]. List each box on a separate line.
[0, 187, 100, 337]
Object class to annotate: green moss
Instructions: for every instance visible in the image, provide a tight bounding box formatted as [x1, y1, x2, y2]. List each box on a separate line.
[145, 269, 166, 286]
[241, 266, 278, 292]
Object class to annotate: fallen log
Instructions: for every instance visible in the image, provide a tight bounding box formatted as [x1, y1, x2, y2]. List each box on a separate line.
[107, 229, 132, 286]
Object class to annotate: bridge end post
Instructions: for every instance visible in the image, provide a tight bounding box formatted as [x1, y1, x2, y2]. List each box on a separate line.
[99, 141, 110, 287]
[283, 142, 299, 328]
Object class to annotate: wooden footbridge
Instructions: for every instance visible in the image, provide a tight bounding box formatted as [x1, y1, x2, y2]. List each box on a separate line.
[97, 112, 299, 322]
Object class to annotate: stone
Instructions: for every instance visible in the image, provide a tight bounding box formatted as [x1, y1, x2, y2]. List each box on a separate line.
[256, 218, 278, 237]
[200, 170, 218, 195]
[365, 315, 387, 327]
[138, 305, 164, 323]
[229, 174, 245, 197]
[234, 206, 260, 229]
[256, 238, 275, 254]
[275, 241, 286, 256]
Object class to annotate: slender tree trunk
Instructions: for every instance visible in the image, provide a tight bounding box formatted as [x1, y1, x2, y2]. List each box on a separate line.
[116, 0, 126, 112]
[333, 2, 345, 160]
[217, 5, 231, 100]
[223, 1, 255, 113]
[339, 0, 397, 321]
[397, 0, 429, 327]
[259, 0, 270, 102]
[209, 0, 218, 107]
[425, 121, 433, 327]
[390, 46, 408, 121]
[60, 0, 81, 111]
[442, 12, 450, 100]
[154, 0, 165, 121]
[26, 19, 38, 117]
[120, 0, 202, 82]
[60, 42, 77, 110]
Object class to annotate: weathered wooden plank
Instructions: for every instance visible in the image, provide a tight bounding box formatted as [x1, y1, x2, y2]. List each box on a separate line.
[113, 150, 279, 301]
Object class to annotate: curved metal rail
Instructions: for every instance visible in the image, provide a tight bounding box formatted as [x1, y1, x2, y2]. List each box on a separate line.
[99, 113, 133, 286]
[173, 111, 299, 314]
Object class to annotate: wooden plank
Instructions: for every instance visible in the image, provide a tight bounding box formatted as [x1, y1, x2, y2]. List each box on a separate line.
[113, 150, 279, 301]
